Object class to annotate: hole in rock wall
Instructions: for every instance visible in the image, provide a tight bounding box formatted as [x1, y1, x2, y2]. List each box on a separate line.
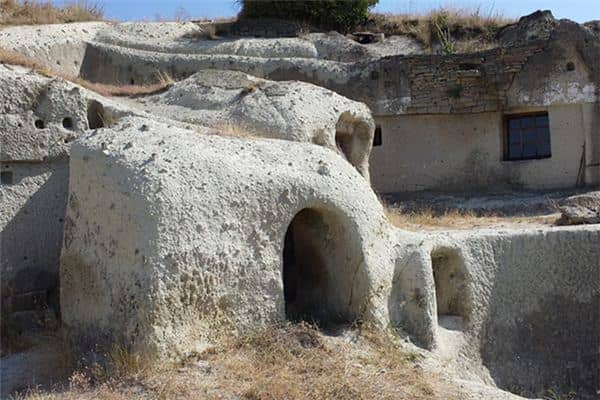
[87, 100, 105, 129]
[431, 248, 469, 331]
[566, 61, 575, 71]
[62, 117, 74, 130]
[282, 208, 367, 327]
[34, 119, 45, 129]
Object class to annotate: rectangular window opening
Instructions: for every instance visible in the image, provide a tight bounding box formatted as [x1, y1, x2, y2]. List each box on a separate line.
[504, 112, 551, 161]
[1, 170, 14, 185]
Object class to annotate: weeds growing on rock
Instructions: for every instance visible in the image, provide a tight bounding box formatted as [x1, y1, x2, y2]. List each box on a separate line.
[211, 122, 255, 138]
[11, 322, 457, 400]
[365, 6, 514, 53]
[384, 204, 558, 230]
[0, 0, 104, 26]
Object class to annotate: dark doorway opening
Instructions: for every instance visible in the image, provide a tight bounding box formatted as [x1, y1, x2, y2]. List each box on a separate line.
[282, 208, 367, 327]
[87, 100, 106, 129]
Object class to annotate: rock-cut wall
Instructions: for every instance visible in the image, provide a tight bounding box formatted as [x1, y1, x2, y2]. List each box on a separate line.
[391, 228, 600, 398]
[59, 117, 395, 355]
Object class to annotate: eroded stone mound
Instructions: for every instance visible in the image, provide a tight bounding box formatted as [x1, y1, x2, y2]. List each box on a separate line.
[558, 191, 600, 225]
[0, 64, 137, 318]
[497, 10, 558, 46]
[136, 69, 375, 179]
[60, 117, 393, 356]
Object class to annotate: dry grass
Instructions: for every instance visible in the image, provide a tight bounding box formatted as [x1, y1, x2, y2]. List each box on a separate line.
[385, 205, 559, 230]
[13, 323, 461, 400]
[0, 0, 104, 26]
[366, 6, 515, 53]
[211, 122, 255, 138]
[0, 46, 47, 70]
[0, 47, 173, 97]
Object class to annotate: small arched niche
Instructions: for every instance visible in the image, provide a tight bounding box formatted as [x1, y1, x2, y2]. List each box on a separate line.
[334, 112, 373, 180]
[282, 207, 368, 327]
[431, 248, 470, 331]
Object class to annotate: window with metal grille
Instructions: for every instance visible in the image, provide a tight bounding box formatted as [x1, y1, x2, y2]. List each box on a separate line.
[505, 113, 551, 161]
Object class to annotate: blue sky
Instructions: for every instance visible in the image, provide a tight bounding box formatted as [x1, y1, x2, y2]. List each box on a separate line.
[57, 0, 599, 23]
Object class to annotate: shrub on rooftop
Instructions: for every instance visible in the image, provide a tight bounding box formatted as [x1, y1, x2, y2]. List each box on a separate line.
[238, 0, 379, 33]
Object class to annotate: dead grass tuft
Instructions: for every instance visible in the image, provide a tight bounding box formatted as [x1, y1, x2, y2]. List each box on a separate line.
[385, 204, 559, 230]
[0, 47, 47, 71]
[0, 0, 104, 26]
[366, 6, 515, 53]
[211, 122, 255, 138]
[189, 322, 447, 400]
[0, 48, 173, 97]
[14, 323, 458, 400]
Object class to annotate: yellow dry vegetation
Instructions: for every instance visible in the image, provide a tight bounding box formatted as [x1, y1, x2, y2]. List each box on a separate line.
[385, 205, 559, 230]
[0, 0, 103, 26]
[13, 323, 463, 400]
[367, 6, 515, 53]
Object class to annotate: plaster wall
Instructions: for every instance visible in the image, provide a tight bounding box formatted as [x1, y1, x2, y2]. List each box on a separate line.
[370, 103, 597, 193]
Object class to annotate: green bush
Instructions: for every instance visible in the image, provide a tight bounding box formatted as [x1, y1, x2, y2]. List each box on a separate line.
[239, 0, 379, 33]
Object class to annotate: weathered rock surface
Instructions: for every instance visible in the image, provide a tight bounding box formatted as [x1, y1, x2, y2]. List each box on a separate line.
[134, 69, 375, 180]
[497, 10, 558, 46]
[60, 117, 394, 356]
[94, 23, 422, 61]
[421, 227, 600, 398]
[557, 191, 600, 225]
[0, 64, 154, 316]
[1, 10, 599, 400]
[0, 22, 109, 76]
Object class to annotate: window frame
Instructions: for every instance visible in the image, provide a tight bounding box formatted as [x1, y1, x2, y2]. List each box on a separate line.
[503, 111, 552, 161]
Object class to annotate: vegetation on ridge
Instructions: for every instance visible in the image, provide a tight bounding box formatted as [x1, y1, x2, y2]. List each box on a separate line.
[239, 0, 379, 33]
[364, 7, 515, 53]
[0, 0, 104, 26]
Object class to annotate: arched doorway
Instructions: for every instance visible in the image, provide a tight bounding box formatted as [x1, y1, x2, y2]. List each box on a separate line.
[282, 207, 368, 326]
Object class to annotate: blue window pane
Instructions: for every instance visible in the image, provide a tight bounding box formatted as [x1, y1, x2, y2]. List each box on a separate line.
[538, 141, 551, 157]
[521, 117, 535, 128]
[509, 131, 521, 144]
[523, 143, 537, 158]
[509, 119, 520, 129]
[535, 115, 549, 126]
[523, 129, 536, 143]
[538, 127, 550, 142]
[509, 144, 522, 158]
[505, 113, 551, 160]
